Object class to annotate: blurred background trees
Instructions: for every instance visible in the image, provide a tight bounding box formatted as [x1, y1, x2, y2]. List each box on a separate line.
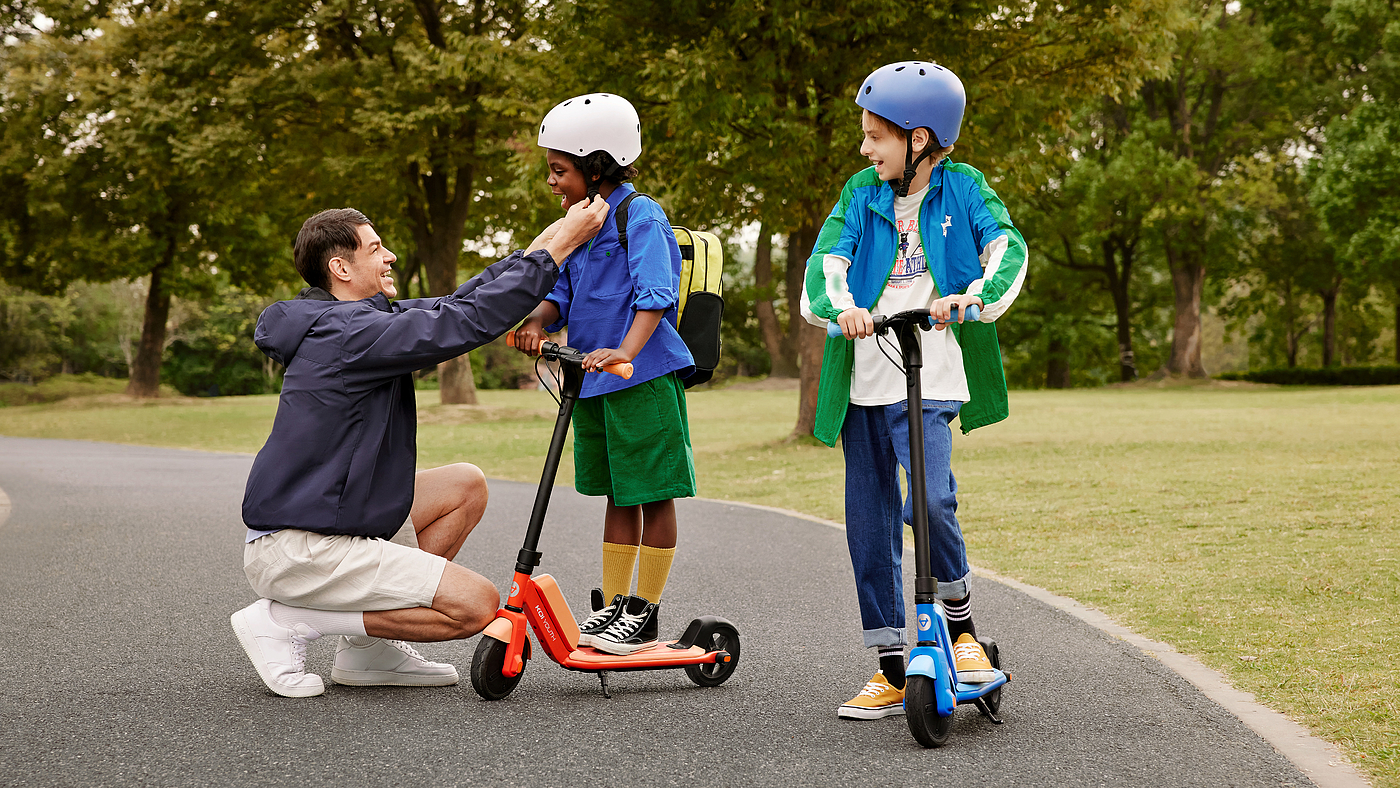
[1, 0, 1397, 430]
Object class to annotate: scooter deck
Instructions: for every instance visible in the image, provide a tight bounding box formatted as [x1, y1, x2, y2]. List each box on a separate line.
[561, 643, 718, 671]
[954, 670, 1010, 702]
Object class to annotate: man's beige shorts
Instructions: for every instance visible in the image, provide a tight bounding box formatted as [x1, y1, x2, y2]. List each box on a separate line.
[243, 519, 447, 611]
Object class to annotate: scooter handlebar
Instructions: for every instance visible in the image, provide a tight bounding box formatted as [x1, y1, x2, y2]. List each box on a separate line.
[506, 331, 633, 379]
[825, 304, 981, 338]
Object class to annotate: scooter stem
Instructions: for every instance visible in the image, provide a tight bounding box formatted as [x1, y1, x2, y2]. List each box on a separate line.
[895, 320, 939, 621]
[516, 361, 586, 575]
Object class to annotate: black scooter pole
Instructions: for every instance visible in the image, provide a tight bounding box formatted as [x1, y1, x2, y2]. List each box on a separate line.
[514, 358, 585, 576]
[894, 320, 940, 642]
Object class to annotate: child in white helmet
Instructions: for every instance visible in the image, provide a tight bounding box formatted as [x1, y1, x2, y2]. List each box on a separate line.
[800, 62, 1028, 719]
[513, 93, 696, 655]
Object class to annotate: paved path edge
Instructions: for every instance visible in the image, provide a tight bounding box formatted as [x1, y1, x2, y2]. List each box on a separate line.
[695, 494, 1372, 788]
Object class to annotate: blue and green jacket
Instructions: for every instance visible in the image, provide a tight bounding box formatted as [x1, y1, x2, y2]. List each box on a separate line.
[801, 162, 1028, 446]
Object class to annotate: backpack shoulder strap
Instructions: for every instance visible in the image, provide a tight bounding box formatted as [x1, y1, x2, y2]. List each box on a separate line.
[614, 191, 648, 252]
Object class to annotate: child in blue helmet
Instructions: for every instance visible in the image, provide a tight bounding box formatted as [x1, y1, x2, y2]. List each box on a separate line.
[800, 61, 1028, 719]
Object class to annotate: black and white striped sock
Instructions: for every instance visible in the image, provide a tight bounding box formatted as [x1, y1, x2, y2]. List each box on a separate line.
[943, 593, 976, 640]
[878, 646, 906, 689]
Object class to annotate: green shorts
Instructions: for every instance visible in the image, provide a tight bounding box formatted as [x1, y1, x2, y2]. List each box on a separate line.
[572, 372, 696, 506]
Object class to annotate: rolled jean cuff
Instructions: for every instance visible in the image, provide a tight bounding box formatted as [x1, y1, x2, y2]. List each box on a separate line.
[934, 575, 970, 601]
[862, 626, 907, 649]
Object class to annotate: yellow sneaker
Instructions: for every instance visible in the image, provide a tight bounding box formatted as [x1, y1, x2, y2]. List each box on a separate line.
[953, 633, 996, 683]
[837, 671, 906, 719]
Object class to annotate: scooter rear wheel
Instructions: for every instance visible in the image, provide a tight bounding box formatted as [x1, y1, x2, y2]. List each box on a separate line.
[683, 622, 740, 687]
[905, 675, 953, 748]
[978, 637, 1003, 715]
[471, 636, 525, 700]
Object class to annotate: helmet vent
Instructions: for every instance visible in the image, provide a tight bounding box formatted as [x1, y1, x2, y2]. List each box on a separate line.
[584, 98, 591, 104]
[895, 65, 906, 71]
[919, 68, 926, 76]
[563, 100, 572, 106]
[864, 85, 872, 94]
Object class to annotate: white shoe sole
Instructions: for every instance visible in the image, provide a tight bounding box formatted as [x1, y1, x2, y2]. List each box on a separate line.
[957, 669, 997, 684]
[330, 667, 459, 687]
[591, 638, 659, 656]
[576, 633, 595, 648]
[230, 610, 325, 698]
[837, 703, 906, 720]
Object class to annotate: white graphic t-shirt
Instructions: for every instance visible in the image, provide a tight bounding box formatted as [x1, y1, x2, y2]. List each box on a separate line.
[849, 184, 971, 406]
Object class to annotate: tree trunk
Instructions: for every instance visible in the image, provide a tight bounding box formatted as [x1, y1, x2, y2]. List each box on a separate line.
[789, 216, 822, 438]
[1104, 238, 1137, 382]
[754, 223, 798, 377]
[781, 229, 809, 372]
[125, 249, 174, 398]
[1320, 283, 1339, 367]
[1394, 287, 1399, 365]
[1046, 335, 1071, 388]
[792, 321, 824, 438]
[1166, 250, 1207, 377]
[407, 162, 479, 405]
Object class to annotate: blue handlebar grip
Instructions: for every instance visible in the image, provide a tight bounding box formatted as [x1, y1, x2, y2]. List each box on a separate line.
[960, 304, 981, 322]
[827, 321, 845, 338]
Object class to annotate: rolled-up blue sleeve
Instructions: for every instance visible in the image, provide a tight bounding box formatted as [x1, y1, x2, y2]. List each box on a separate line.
[626, 217, 682, 311]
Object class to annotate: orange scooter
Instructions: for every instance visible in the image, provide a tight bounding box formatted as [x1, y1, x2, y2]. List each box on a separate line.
[470, 338, 739, 700]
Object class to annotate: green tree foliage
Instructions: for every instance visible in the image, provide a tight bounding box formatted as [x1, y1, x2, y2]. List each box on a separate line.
[218, 0, 551, 405]
[0, 2, 294, 396]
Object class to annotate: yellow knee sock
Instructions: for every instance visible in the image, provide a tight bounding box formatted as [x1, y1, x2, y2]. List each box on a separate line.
[636, 545, 677, 604]
[601, 542, 640, 602]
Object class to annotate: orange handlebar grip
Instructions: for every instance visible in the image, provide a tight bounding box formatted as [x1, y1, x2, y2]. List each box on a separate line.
[506, 330, 517, 348]
[601, 362, 634, 379]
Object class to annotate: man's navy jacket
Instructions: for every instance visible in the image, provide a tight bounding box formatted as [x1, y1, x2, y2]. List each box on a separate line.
[241, 249, 558, 540]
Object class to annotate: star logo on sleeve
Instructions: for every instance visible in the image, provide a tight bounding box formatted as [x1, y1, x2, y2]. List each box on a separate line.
[941, 215, 953, 237]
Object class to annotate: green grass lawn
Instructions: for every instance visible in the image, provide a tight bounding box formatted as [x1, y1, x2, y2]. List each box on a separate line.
[2, 383, 1397, 785]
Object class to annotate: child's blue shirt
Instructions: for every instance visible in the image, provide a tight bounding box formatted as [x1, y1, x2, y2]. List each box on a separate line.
[545, 183, 694, 397]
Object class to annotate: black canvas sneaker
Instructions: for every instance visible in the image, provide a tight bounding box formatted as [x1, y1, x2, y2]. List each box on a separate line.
[577, 589, 626, 648]
[591, 596, 660, 655]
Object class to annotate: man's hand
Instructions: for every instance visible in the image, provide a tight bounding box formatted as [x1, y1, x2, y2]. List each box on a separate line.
[543, 196, 609, 263]
[836, 307, 875, 340]
[581, 346, 633, 373]
[525, 219, 564, 255]
[930, 294, 984, 331]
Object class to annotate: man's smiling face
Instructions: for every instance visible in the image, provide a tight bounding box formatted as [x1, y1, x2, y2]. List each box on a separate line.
[342, 224, 398, 299]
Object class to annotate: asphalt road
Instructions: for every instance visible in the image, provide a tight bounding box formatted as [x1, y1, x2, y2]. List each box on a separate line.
[0, 436, 1315, 787]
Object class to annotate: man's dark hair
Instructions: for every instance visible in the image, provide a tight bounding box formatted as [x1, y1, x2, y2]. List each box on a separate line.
[293, 208, 373, 290]
[566, 150, 639, 197]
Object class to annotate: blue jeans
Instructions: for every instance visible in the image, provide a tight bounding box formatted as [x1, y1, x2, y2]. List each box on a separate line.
[842, 401, 970, 649]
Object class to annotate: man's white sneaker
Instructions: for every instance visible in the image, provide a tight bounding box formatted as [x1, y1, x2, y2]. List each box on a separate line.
[230, 599, 325, 698]
[330, 636, 459, 686]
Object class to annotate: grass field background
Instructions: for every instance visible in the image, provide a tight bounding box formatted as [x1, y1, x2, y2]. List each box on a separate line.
[1, 382, 1397, 786]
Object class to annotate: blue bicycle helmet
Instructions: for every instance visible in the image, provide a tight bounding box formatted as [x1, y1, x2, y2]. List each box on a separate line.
[856, 61, 966, 196]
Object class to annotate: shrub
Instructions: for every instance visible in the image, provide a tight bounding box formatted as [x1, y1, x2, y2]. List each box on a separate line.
[1217, 366, 1400, 386]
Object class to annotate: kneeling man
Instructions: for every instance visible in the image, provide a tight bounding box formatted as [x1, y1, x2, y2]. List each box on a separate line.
[232, 199, 607, 697]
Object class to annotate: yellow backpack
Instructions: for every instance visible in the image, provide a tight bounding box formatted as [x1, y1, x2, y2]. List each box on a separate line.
[616, 193, 725, 387]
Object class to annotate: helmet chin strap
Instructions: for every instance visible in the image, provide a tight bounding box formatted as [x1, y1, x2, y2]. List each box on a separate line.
[585, 161, 624, 201]
[894, 133, 935, 198]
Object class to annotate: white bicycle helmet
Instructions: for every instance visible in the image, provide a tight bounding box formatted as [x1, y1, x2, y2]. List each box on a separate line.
[537, 93, 642, 166]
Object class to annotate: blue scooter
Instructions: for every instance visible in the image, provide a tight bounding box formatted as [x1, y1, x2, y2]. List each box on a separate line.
[827, 305, 1010, 747]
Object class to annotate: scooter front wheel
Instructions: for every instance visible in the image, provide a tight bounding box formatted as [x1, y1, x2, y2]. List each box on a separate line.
[683, 622, 740, 687]
[904, 675, 952, 748]
[471, 636, 525, 700]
